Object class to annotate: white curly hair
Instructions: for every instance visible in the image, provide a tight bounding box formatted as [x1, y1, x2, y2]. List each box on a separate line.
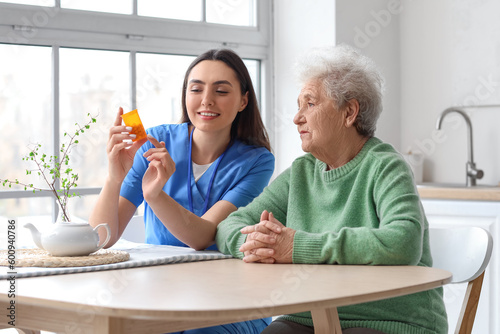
[294, 44, 385, 137]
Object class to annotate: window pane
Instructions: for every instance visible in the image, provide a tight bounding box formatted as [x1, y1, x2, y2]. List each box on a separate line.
[61, 0, 132, 14]
[136, 54, 260, 127]
[0, 197, 53, 248]
[243, 58, 259, 102]
[0, 198, 52, 221]
[0, 44, 52, 193]
[0, 0, 54, 5]
[59, 48, 129, 188]
[206, 0, 255, 26]
[69, 194, 98, 221]
[138, 0, 202, 21]
[136, 53, 195, 126]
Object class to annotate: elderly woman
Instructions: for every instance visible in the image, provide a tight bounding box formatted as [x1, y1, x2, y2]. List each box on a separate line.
[215, 45, 448, 334]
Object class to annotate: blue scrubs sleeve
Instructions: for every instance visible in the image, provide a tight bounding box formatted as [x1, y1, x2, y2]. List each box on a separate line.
[221, 150, 274, 208]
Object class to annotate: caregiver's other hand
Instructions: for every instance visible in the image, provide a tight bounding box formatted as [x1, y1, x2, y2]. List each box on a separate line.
[142, 135, 175, 202]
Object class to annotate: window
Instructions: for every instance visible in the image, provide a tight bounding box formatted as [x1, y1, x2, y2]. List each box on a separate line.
[206, 0, 256, 26]
[0, 45, 52, 191]
[61, 0, 133, 15]
[0, 1, 272, 222]
[135, 53, 196, 126]
[59, 48, 130, 190]
[0, 0, 54, 5]
[138, 0, 203, 21]
[3, 0, 257, 26]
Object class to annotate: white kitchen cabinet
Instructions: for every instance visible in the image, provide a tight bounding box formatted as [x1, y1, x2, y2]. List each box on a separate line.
[421, 199, 499, 334]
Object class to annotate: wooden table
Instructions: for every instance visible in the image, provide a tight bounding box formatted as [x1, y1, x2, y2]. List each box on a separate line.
[0, 259, 452, 334]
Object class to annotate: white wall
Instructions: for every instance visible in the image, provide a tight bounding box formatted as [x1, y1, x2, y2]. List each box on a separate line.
[400, 0, 500, 185]
[272, 0, 336, 174]
[273, 0, 500, 185]
[272, 0, 400, 176]
[335, 0, 401, 148]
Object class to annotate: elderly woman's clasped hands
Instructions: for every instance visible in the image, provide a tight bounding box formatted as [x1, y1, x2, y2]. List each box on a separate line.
[239, 210, 295, 264]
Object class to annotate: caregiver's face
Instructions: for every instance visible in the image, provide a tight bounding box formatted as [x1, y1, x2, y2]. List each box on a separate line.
[293, 79, 344, 155]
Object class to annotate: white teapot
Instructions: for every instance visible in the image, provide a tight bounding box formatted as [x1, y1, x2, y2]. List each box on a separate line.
[24, 222, 111, 257]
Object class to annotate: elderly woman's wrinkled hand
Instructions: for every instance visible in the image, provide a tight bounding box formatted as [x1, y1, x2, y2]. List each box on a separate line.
[239, 210, 279, 263]
[239, 210, 295, 264]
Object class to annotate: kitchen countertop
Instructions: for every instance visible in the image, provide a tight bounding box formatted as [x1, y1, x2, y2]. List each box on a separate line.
[417, 183, 500, 201]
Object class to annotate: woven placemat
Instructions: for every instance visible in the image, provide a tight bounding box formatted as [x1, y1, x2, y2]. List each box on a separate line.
[0, 248, 130, 268]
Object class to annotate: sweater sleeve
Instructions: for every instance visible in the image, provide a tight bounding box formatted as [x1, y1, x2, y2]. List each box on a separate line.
[215, 168, 291, 258]
[293, 156, 426, 266]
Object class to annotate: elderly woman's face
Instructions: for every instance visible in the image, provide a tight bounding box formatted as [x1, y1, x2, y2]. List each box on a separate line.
[294, 79, 346, 156]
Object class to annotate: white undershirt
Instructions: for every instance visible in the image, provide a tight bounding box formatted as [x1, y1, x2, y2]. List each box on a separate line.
[192, 162, 213, 182]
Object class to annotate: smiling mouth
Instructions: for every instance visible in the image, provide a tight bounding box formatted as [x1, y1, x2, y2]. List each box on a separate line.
[199, 112, 220, 117]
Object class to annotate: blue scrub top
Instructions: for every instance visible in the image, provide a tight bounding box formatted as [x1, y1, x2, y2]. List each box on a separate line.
[120, 122, 275, 250]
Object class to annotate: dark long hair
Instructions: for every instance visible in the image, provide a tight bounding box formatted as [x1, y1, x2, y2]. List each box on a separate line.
[180, 49, 271, 151]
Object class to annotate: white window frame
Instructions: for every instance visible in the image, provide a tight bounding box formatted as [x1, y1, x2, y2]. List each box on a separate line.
[0, 1, 274, 219]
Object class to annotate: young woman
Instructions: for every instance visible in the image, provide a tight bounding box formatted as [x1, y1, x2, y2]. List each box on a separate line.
[90, 49, 274, 333]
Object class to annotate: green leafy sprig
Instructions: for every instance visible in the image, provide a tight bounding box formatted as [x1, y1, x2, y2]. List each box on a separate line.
[1, 113, 97, 222]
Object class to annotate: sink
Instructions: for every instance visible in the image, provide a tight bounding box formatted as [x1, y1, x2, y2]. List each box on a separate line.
[417, 182, 498, 189]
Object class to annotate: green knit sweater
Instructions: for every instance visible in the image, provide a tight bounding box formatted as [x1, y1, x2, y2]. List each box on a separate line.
[216, 137, 448, 334]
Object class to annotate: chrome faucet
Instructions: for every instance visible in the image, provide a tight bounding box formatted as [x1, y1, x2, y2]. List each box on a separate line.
[436, 107, 483, 186]
[436, 107, 484, 187]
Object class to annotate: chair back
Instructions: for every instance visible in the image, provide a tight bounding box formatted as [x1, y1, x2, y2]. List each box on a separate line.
[429, 226, 493, 334]
[429, 226, 493, 283]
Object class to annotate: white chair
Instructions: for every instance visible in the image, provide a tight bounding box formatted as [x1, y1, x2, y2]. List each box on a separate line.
[429, 226, 494, 334]
[121, 215, 146, 243]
